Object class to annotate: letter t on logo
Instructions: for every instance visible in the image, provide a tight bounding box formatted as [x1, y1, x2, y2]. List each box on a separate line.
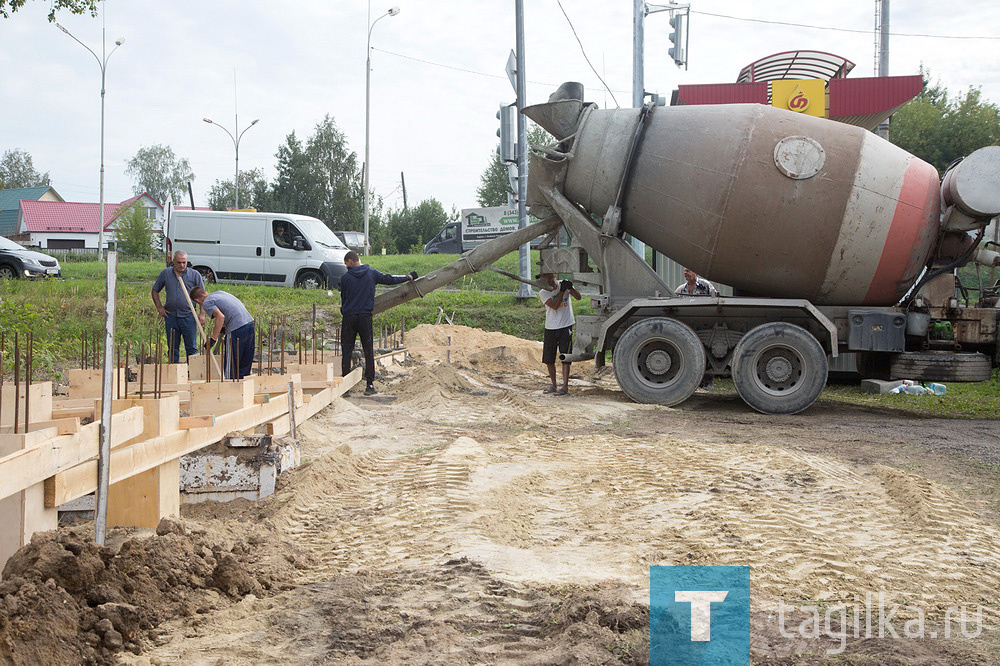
[675, 591, 729, 641]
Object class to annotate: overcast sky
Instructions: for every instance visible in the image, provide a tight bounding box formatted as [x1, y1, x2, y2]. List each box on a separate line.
[3, 0, 999, 219]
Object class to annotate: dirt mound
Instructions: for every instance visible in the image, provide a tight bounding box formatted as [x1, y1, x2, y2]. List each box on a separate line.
[392, 363, 481, 400]
[125, 558, 649, 665]
[466, 344, 543, 375]
[0, 518, 303, 665]
[404, 324, 543, 370]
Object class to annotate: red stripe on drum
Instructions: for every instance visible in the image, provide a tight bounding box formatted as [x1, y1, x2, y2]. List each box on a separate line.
[863, 159, 941, 305]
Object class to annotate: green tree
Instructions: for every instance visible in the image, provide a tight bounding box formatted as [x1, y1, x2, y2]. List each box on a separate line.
[0, 148, 48, 188]
[384, 198, 449, 254]
[0, 0, 98, 21]
[269, 115, 366, 229]
[476, 151, 509, 207]
[890, 80, 1000, 173]
[113, 202, 154, 257]
[476, 124, 552, 206]
[125, 144, 195, 205]
[207, 168, 272, 211]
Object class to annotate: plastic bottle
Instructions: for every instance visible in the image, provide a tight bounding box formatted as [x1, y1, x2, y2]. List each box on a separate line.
[902, 384, 931, 395]
[928, 382, 947, 396]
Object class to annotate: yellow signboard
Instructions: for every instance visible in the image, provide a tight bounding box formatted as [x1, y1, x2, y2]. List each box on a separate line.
[772, 79, 826, 117]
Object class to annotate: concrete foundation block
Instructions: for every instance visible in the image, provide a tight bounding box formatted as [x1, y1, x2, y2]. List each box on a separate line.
[860, 379, 905, 394]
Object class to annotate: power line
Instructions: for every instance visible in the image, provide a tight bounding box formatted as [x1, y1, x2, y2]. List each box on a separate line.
[371, 47, 630, 95]
[693, 9, 1000, 40]
[554, 0, 620, 107]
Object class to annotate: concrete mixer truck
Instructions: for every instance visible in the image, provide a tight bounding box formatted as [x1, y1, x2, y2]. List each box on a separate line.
[376, 82, 1000, 415]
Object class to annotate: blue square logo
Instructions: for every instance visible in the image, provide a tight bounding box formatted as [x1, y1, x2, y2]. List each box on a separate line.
[651, 566, 751, 665]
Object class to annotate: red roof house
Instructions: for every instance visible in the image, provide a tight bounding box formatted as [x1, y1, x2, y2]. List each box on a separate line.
[16, 193, 164, 250]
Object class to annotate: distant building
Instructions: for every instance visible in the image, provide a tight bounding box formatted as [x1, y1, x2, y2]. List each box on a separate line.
[15, 193, 164, 250]
[0, 186, 64, 238]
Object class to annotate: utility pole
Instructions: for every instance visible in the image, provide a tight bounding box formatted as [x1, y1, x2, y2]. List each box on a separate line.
[514, 0, 532, 299]
[401, 171, 408, 211]
[629, 0, 647, 261]
[876, 0, 891, 139]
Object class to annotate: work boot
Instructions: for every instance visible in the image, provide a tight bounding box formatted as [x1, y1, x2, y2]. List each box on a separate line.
[364, 383, 377, 396]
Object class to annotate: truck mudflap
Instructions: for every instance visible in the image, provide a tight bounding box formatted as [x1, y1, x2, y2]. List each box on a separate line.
[320, 261, 347, 288]
[595, 297, 840, 357]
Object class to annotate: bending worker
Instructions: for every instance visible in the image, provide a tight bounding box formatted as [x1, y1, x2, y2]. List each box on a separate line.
[340, 251, 415, 395]
[151, 250, 204, 363]
[189, 287, 255, 379]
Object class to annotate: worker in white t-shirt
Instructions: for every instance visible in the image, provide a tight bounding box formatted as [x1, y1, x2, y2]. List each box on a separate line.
[538, 272, 582, 395]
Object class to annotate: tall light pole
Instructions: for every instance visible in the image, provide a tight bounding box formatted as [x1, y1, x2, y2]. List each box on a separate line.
[364, 4, 401, 255]
[56, 22, 124, 261]
[204, 117, 259, 210]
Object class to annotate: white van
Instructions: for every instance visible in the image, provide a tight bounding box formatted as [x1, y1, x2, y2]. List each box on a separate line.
[166, 210, 349, 289]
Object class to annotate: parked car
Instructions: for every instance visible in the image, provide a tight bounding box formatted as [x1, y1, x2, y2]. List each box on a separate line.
[0, 236, 61, 279]
[166, 210, 349, 289]
[334, 230, 366, 254]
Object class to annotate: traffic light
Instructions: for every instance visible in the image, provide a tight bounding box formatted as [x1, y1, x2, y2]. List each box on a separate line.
[496, 103, 517, 164]
[668, 10, 688, 69]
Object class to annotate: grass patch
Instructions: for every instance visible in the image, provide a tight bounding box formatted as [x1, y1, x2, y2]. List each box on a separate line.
[821, 371, 1000, 419]
[6, 255, 999, 421]
[0, 253, 569, 379]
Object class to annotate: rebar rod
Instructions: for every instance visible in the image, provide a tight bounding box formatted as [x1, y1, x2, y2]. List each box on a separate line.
[24, 332, 32, 434]
[13, 332, 19, 434]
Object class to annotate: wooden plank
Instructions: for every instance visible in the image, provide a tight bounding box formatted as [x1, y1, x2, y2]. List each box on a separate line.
[189, 379, 255, 417]
[51, 398, 100, 409]
[0, 407, 144, 502]
[41, 367, 360, 508]
[50, 406, 97, 420]
[301, 380, 336, 390]
[105, 460, 179, 529]
[264, 414, 290, 436]
[179, 415, 215, 429]
[0, 428, 60, 449]
[47, 394, 292, 506]
[108, 398, 181, 529]
[1, 418, 82, 435]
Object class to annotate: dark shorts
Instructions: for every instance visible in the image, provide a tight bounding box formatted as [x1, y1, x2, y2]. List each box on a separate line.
[542, 326, 573, 364]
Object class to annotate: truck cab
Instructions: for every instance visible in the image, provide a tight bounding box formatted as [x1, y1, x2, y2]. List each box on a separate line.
[424, 222, 461, 254]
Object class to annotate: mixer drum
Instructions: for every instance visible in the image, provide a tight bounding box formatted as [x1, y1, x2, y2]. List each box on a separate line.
[562, 103, 941, 306]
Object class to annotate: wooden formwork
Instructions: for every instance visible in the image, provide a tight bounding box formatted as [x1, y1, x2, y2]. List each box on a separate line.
[0, 362, 363, 566]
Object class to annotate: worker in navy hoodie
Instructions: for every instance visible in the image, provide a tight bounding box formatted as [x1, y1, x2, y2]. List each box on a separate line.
[340, 251, 415, 395]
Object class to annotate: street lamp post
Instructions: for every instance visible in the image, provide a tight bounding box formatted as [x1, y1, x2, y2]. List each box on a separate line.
[364, 5, 400, 255]
[56, 23, 124, 261]
[203, 117, 259, 210]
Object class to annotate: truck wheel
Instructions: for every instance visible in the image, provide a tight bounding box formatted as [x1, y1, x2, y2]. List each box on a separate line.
[731, 323, 828, 415]
[890, 351, 992, 382]
[195, 266, 216, 284]
[0, 264, 18, 280]
[295, 270, 325, 289]
[613, 317, 705, 406]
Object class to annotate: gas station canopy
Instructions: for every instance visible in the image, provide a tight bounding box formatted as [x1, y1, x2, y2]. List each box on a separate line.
[673, 50, 924, 131]
[737, 50, 854, 84]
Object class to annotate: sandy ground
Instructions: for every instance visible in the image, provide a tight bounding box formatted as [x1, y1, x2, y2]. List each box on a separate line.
[8, 324, 1000, 665]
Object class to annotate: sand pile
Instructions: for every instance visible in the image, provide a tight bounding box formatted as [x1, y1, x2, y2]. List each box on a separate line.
[0, 518, 304, 665]
[388, 364, 548, 426]
[404, 324, 542, 370]
[392, 362, 482, 399]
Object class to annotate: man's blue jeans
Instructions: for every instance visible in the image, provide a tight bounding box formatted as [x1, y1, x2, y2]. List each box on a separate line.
[164, 314, 198, 363]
